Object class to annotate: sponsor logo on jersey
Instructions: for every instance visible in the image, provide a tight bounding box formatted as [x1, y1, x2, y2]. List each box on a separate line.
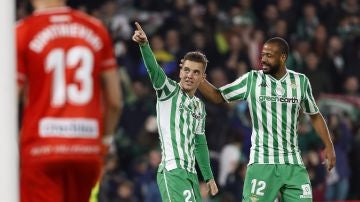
[250, 194, 259, 202]
[290, 81, 297, 89]
[259, 95, 299, 103]
[258, 82, 267, 87]
[300, 184, 312, 199]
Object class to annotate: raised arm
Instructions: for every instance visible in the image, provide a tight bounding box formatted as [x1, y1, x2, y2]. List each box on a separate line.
[198, 80, 225, 104]
[132, 22, 166, 89]
[309, 112, 336, 171]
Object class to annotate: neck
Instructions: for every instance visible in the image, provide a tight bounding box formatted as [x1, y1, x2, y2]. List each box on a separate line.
[271, 66, 287, 80]
[32, 0, 66, 10]
[180, 85, 195, 97]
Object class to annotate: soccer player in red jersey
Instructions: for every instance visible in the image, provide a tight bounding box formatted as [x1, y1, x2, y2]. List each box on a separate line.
[16, 0, 123, 201]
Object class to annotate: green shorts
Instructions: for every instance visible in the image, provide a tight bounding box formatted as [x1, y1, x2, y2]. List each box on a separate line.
[242, 164, 312, 202]
[157, 168, 202, 202]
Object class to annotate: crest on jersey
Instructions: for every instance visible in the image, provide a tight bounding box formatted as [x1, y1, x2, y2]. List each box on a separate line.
[274, 85, 285, 96]
[291, 81, 297, 89]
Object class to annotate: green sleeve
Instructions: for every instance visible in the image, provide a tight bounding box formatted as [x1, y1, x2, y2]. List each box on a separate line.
[195, 134, 214, 182]
[139, 43, 166, 89]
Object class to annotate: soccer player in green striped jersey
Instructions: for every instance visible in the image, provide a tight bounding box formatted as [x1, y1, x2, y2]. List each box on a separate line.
[199, 37, 336, 202]
[132, 22, 218, 202]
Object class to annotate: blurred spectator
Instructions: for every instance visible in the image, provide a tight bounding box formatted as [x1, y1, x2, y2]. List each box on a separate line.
[304, 52, 332, 98]
[325, 113, 352, 200]
[165, 29, 186, 61]
[286, 38, 310, 72]
[343, 75, 360, 96]
[296, 3, 319, 40]
[322, 35, 347, 93]
[303, 150, 326, 201]
[311, 24, 328, 59]
[223, 34, 251, 81]
[259, 4, 279, 36]
[247, 28, 265, 69]
[349, 124, 360, 199]
[113, 180, 138, 202]
[218, 135, 243, 187]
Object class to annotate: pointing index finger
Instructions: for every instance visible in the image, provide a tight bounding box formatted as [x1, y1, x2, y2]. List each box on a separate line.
[135, 22, 144, 32]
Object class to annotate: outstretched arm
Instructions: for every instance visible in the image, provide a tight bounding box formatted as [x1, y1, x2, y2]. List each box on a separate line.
[309, 113, 336, 171]
[198, 80, 225, 104]
[132, 22, 166, 89]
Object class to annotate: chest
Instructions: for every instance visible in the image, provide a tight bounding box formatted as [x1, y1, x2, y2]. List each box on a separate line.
[250, 75, 304, 107]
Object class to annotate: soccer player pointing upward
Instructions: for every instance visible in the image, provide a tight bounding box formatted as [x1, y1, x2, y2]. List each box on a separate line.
[199, 37, 336, 202]
[132, 22, 218, 201]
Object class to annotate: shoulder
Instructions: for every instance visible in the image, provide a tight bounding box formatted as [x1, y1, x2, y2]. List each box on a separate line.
[287, 69, 304, 77]
[288, 69, 308, 80]
[71, 9, 107, 29]
[249, 69, 261, 76]
[16, 16, 33, 31]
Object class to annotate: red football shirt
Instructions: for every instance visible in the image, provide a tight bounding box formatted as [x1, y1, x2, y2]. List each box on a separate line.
[17, 7, 117, 160]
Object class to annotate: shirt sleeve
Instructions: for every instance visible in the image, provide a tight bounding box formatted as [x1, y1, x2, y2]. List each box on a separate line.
[100, 25, 117, 71]
[301, 76, 319, 114]
[139, 43, 177, 100]
[219, 71, 251, 102]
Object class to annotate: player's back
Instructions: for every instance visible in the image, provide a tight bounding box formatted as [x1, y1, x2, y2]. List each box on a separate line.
[17, 7, 116, 159]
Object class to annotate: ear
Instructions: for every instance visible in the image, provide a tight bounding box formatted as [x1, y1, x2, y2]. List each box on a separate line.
[281, 54, 286, 63]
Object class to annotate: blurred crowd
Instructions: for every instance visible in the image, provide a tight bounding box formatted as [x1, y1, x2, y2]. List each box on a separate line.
[17, 0, 360, 201]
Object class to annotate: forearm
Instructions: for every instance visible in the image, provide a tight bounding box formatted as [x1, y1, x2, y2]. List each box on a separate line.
[195, 135, 214, 181]
[198, 80, 225, 104]
[310, 113, 333, 148]
[139, 43, 166, 87]
[104, 106, 121, 136]
[102, 69, 123, 137]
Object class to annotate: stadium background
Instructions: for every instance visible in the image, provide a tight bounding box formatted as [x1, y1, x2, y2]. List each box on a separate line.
[16, 0, 360, 201]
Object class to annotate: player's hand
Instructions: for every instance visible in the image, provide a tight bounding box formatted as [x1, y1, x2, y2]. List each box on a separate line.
[323, 145, 336, 172]
[102, 134, 116, 155]
[132, 22, 148, 45]
[206, 179, 218, 196]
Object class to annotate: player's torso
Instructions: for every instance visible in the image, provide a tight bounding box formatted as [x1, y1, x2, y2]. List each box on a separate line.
[18, 8, 108, 159]
[247, 70, 306, 164]
[157, 86, 204, 173]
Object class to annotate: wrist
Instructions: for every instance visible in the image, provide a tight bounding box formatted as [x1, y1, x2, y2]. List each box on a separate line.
[102, 134, 114, 145]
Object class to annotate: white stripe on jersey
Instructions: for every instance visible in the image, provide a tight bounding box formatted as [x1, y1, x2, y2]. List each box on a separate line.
[157, 99, 176, 171]
[285, 75, 294, 164]
[276, 92, 285, 164]
[265, 76, 275, 164]
[294, 74, 303, 164]
[255, 75, 264, 164]
[175, 95, 185, 169]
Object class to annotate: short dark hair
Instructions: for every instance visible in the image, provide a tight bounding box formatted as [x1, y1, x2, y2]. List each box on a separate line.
[183, 51, 208, 70]
[265, 37, 289, 59]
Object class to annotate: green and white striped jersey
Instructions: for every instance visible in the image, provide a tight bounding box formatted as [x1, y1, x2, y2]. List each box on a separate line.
[140, 44, 206, 174]
[220, 70, 319, 165]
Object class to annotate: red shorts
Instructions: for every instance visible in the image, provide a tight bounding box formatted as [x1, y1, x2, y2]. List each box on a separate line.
[21, 157, 102, 202]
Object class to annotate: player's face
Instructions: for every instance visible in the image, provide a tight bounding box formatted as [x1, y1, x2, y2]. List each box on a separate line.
[179, 60, 205, 96]
[261, 43, 285, 75]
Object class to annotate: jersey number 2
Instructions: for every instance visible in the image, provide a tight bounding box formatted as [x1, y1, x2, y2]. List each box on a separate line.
[46, 46, 94, 107]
